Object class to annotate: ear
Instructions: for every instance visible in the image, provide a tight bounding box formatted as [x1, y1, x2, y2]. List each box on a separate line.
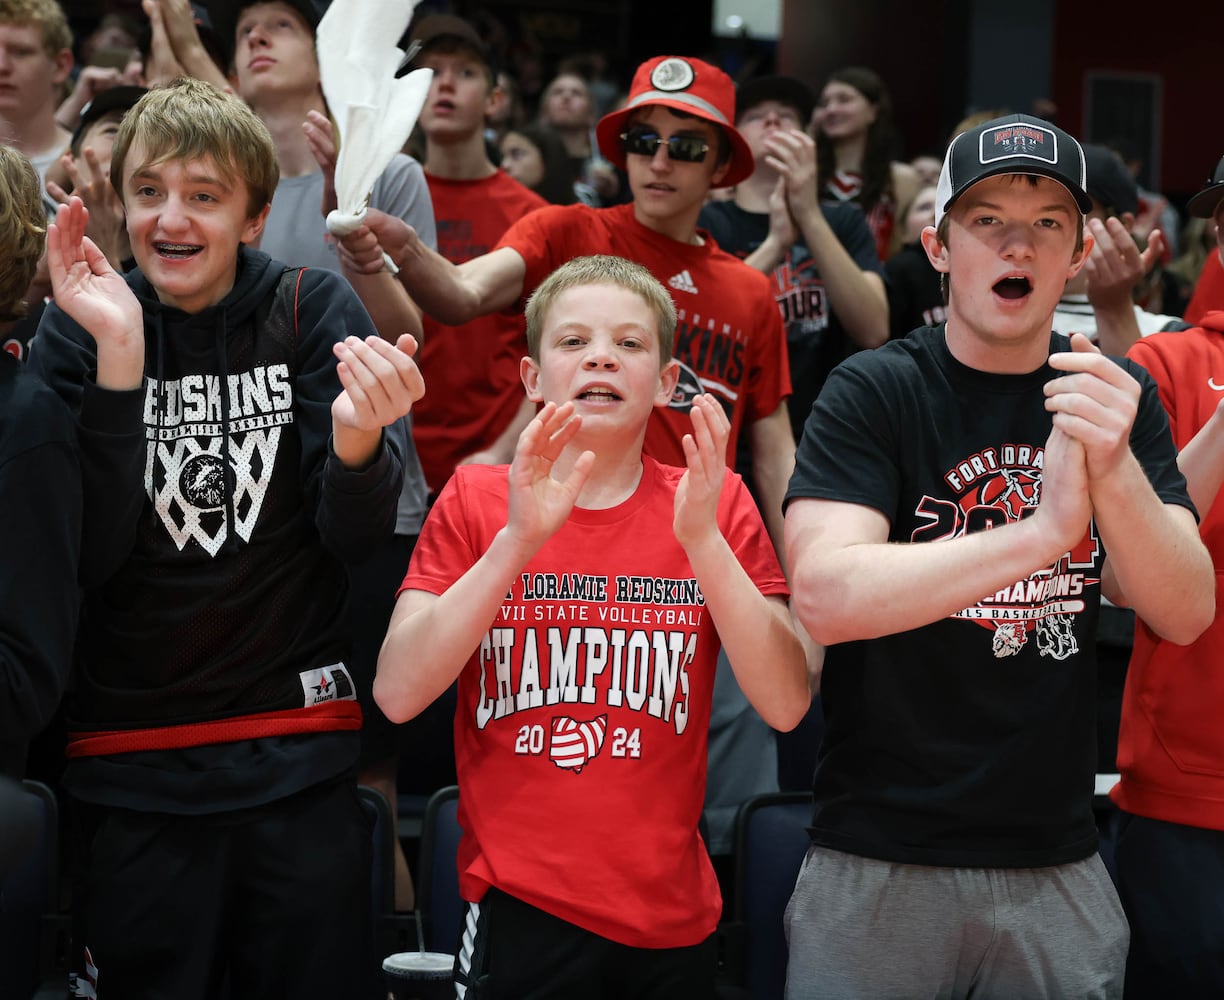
[1118, 211, 1136, 231]
[920, 225, 949, 274]
[654, 359, 679, 408]
[709, 157, 731, 189]
[52, 48, 73, 86]
[485, 84, 506, 120]
[1066, 225, 1095, 281]
[521, 355, 544, 402]
[241, 203, 272, 246]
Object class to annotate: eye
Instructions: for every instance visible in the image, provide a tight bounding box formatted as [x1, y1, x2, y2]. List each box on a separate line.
[134, 185, 158, 198]
[1036, 217, 1060, 229]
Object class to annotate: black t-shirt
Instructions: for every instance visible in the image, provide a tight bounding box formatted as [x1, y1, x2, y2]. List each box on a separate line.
[699, 199, 884, 443]
[785, 327, 1191, 868]
[884, 241, 946, 340]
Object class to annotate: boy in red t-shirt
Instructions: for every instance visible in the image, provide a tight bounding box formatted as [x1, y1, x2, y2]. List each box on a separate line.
[375, 254, 809, 997]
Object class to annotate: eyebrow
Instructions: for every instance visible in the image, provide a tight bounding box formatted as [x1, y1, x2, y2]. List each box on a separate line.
[129, 167, 232, 190]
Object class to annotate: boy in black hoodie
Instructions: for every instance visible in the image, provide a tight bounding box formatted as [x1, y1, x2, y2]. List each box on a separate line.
[30, 77, 422, 999]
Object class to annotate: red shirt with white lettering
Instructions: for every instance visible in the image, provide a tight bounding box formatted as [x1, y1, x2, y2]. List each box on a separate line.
[401, 457, 787, 947]
[496, 202, 792, 469]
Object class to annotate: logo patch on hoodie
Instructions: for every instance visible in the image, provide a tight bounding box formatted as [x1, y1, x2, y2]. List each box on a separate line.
[143, 364, 293, 556]
[299, 663, 357, 705]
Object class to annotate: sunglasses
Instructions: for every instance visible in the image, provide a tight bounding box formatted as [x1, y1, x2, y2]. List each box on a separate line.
[619, 127, 710, 163]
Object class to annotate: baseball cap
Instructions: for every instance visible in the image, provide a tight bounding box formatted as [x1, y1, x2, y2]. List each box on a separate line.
[595, 56, 754, 188]
[1081, 143, 1138, 217]
[734, 75, 815, 126]
[1187, 155, 1224, 219]
[934, 113, 1091, 228]
[209, 0, 326, 68]
[70, 85, 147, 154]
[402, 14, 493, 73]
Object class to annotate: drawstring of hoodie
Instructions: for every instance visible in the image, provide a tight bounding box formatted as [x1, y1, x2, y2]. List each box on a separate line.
[153, 311, 166, 466]
[216, 308, 239, 554]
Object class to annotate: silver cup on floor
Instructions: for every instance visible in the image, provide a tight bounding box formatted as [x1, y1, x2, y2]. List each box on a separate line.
[383, 951, 455, 1000]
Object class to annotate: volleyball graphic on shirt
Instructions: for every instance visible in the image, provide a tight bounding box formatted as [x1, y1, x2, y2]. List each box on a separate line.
[549, 714, 608, 774]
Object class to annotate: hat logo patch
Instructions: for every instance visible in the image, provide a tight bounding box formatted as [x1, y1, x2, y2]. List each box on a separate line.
[980, 124, 1057, 166]
[650, 58, 696, 92]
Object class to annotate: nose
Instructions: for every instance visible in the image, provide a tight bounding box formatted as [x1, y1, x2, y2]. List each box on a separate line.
[246, 21, 270, 48]
[158, 194, 190, 233]
[648, 137, 671, 170]
[999, 221, 1036, 260]
[582, 340, 619, 369]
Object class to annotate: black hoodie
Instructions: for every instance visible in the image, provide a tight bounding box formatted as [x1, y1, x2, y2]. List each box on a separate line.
[30, 247, 406, 811]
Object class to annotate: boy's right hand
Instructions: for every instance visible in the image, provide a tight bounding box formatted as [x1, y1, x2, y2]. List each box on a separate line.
[505, 402, 594, 554]
[47, 198, 143, 355]
[333, 209, 415, 275]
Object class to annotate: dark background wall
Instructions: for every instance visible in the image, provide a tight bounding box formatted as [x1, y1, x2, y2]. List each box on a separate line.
[66, 0, 1223, 206]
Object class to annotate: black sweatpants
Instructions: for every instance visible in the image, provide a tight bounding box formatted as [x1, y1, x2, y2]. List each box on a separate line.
[75, 777, 374, 999]
[1114, 811, 1224, 999]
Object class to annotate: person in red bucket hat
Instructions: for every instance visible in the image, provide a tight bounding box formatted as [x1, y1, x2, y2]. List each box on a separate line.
[595, 54, 755, 188]
[333, 53, 797, 561]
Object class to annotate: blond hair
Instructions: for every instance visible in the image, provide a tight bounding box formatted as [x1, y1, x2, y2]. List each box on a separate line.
[0, 0, 71, 56]
[525, 255, 676, 363]
[0, 145, 46, 321]
[110, 77, 279, 217]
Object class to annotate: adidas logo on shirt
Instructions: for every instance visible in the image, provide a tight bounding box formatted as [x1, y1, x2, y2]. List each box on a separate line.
[667, 270, 698, 294]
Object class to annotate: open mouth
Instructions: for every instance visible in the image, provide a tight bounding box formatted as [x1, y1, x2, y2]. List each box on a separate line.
[155, 242, 203, 259]
[993, 276, 1032, 300]
[578, 388, 621, 402]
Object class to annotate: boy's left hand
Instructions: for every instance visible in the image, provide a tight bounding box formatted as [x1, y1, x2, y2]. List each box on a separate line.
[331, 334, 423, 466]
[674, 394, 730, 549]
[1045, 332, 1140, 482]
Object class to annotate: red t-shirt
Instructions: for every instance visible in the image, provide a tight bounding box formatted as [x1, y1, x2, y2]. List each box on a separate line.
[402, 457, 788, 947]
[1113, 314, 1224, 829]
[413, 172, 548, 492]
[497, 202, 791, 469]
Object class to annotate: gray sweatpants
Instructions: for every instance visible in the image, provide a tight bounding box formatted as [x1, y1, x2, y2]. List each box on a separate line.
[783, 845, 1128, 1000]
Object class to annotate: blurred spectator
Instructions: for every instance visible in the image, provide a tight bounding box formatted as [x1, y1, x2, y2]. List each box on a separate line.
[499, 122, 594, 205]
[910, 152, 941, 187]
[1051, 143, 1186, 355]
[538, 68, 621, 205]
[1105, 135, 1180, 259]
[884, 183, 945, 339]
[1165, 215, 1217, 317]
[45, 84, 145, 269]
[0, 0, 74, 211]
[812, 66, 919, 261]
[484, 68, 526, 148]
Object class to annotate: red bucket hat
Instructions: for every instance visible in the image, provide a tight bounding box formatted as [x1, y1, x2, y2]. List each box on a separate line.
[595, 56, 755, 188]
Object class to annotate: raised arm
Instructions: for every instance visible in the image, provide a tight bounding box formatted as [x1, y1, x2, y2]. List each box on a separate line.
[675, 395, 808, 730]
[334, 208, 527, 326]
[45, 198, 143, 390]
[771, 127, 888, 350]
[1083, 216, 1164, 356]
[1047, 334, 1214, 643]
[785, 424, 1094, 647]
[375, 403, 594, 722]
